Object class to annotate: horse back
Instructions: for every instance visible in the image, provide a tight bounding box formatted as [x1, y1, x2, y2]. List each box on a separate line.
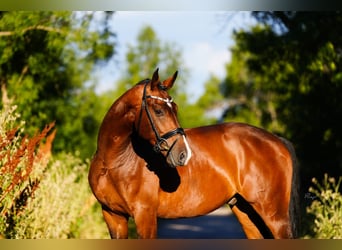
[183, 122, 293, 199]
[185, 122, 291, 159]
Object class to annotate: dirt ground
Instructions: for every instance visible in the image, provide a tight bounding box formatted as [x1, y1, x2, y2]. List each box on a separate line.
[157, 205, 246, 239]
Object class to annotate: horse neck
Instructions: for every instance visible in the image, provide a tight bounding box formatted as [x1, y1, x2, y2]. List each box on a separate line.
[97, 98, 137, 158]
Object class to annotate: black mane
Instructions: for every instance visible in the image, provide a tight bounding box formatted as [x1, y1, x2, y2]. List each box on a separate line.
[136, 79, 151, 86]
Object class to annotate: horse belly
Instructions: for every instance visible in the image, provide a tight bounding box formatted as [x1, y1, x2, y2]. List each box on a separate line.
[157, 175, 231, 218]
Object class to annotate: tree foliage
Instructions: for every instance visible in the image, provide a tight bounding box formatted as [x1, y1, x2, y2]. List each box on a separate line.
[114, 25, 188, 96]
[107, 25, 208, 129]
[222, 11, 342, 188]
[0, 11, 116, 158]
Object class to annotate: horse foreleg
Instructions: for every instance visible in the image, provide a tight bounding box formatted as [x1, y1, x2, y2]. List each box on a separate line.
[133, 207, 158, 239]
[102, 206, 128, 239]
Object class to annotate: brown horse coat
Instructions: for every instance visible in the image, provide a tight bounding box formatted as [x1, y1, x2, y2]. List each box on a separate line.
[88, 70, 300, 239]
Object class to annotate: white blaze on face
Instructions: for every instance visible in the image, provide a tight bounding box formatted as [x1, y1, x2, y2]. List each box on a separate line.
[182, 135, 192, 165]
[149, 94, 190, 164]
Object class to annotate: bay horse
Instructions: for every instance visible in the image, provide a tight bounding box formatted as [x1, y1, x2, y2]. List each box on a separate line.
[88, 69, 300, 239]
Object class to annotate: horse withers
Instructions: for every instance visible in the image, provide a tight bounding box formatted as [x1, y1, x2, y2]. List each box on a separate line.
[88, 69, 300, 239]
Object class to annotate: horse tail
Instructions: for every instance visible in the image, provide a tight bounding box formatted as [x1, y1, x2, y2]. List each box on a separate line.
[280, 137, 301, 238]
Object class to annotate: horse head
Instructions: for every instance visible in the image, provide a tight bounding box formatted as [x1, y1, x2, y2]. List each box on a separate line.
[134, 68, 192, 168]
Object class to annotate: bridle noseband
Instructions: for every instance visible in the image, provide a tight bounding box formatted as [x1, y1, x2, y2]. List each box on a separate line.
[136, 81, 185, 154]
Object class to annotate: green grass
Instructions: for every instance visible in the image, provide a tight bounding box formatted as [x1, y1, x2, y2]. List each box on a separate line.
[128, 217, 138, 239]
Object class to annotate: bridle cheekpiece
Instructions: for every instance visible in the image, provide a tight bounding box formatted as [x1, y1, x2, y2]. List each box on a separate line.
[136, 80, 186, 154]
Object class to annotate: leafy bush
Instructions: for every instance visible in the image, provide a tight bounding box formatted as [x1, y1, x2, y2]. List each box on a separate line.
[0, 105, 53, 237]
[0, 105, 108, 238]
[305, 174, 342, 239]
[12, 153, 102, 238]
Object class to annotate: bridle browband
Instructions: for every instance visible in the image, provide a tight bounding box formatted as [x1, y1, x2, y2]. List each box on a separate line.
[136, 80, 185, 154]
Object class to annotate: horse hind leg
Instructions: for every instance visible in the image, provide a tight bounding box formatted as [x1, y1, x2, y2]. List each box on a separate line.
[228, 194, 274, 239]
[230, 206, 263, 239]
[228, 194, 293, 239]
[102, 206, 129, 239]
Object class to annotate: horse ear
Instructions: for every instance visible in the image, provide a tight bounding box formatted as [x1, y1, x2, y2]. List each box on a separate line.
[161, 71, 178, 90]
[150, 68, 160, 90]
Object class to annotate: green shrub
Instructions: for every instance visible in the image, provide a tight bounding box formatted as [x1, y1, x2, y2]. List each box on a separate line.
[14, 152, 110, 239]
[305, 174, 342, 239]
[0, 105, 53, 238]
[0, 105, 108, 238]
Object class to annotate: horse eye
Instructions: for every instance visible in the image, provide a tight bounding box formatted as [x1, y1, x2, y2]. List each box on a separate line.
[154, 108, 164, 116]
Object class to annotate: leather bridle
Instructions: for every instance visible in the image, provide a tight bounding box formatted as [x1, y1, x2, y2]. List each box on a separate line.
[136, 80, 186, 154]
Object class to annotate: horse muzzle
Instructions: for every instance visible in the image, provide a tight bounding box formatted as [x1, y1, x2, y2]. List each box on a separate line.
[164, 135, 192, 168]
[151, 127, 192, 167]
